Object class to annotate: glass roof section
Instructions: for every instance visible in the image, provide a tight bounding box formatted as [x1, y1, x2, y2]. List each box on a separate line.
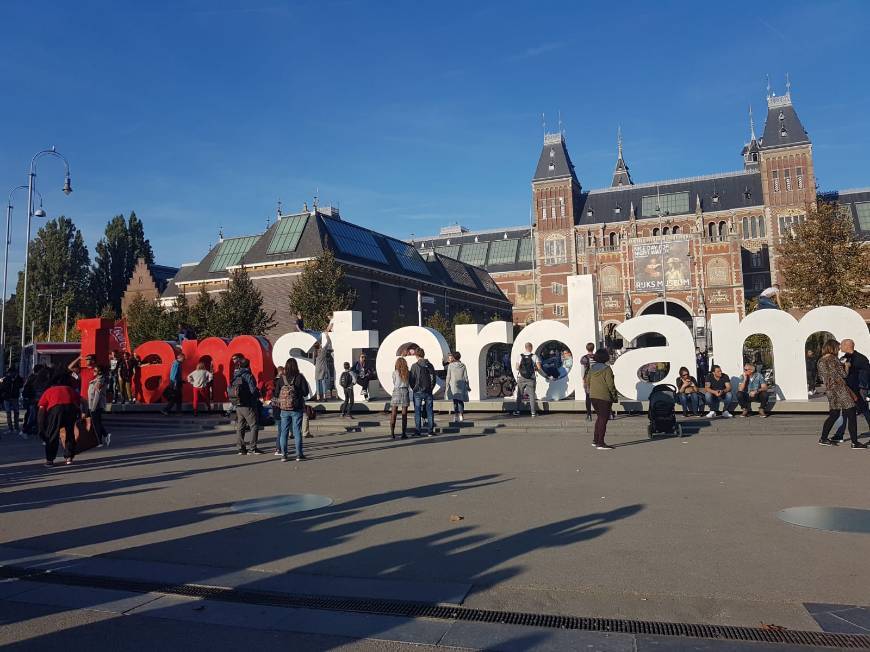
[387, 238, 431, 276]
[459, 242, 489, 267]
[266, 214, 308, 254]
[209, 236, 260, 272]
[323, 218, 388, 265]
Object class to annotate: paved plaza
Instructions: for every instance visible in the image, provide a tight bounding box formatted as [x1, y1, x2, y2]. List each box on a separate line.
[1, 412, 869, 650]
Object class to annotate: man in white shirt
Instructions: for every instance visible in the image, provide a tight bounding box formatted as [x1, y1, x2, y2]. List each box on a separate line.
[757, 284, 781, 310]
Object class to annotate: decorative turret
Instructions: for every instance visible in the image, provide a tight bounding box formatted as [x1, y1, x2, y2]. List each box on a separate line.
[741, 106, 760, 170]
[611, 127, 633, 187]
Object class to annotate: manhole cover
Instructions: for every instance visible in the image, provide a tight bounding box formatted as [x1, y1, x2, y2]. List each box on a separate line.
[231, 494, 333, 515]
[777, 506, 870, 533]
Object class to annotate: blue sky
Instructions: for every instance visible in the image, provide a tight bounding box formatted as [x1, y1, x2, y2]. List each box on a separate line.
[1, 0, 868, 278]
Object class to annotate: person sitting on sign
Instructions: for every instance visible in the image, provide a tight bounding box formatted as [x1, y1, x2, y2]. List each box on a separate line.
[757, 284, 782, 310]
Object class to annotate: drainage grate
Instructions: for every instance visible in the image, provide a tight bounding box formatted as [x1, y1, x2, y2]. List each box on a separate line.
[3, 565, 869, 649]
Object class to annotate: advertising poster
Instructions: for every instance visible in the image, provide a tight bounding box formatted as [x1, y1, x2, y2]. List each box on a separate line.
[633, 239, 691, 292]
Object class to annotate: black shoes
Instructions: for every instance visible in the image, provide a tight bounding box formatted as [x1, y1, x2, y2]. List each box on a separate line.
[250, 448, 265, 455]
[238, 449, 248, 455]
[818, 439, 834, 446]
[851, 442, 868, 449]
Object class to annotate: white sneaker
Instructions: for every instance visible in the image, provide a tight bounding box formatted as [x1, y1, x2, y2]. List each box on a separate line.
[722, 410, 733, 418]
[105, 433, 112, 447]
[458, 414, 463, 422]
[705, 410, 715, 418]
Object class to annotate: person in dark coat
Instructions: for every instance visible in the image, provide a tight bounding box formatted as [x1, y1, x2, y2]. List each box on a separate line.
[831, 339, 870, 442]
[38, 372, 82, 467]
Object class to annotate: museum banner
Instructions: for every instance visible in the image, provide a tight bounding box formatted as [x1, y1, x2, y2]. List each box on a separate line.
[632, 238, 690, 292]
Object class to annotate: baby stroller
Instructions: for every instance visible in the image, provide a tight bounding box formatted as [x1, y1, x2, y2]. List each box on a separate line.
[647, 384, 683, 439]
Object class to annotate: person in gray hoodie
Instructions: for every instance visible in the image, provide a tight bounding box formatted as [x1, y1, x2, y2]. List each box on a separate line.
[586, 349, 618, 450]
[87, 359, 110, 447]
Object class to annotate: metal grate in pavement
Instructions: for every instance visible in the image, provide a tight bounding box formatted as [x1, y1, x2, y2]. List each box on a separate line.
[2, 565, 869, 649]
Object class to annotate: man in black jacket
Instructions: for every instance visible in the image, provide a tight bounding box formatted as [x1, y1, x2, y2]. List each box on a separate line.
[1, 368, 24, 437]
[833, 339, 870, 440]
[409, 349, 436, 437]
[231, 359, 262, 455]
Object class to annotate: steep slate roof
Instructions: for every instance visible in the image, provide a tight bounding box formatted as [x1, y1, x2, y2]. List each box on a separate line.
[533, 132, 579, 183]
[577, 170, 764, 226]
[161, 210, 509, 302]
[760, 94, 810, 150]
[826, 188, 870, 239]
[148, 263, 179, 292]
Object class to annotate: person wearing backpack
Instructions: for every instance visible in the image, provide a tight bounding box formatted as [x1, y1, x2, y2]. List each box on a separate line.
[409, 348, 436, 437]
[512, 342, 542, 417]
[230, 358, 262, 455]
[338, 362, 355, 418]
[276, 358, 311, 461]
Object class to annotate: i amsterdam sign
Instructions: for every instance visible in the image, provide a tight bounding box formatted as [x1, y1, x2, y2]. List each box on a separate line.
[78, 275, 869, 403]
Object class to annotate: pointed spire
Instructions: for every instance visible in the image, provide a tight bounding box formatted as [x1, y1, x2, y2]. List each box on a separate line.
[617, 126, 623, 159]
[785, 72, 791, 96]
[610, 126, 633, 187]
[766, 74, 772, 99]
[749, 105, 756, 141]
[218, 226, 224, 243]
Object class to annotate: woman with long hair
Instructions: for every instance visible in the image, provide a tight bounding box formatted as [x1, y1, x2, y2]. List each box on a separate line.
[445, 351, 469, 423]
[276, 358, 311, 461]
[675, 366, 702, 417]
[390, 357, 410, 439]
[817, 339, 866, 448]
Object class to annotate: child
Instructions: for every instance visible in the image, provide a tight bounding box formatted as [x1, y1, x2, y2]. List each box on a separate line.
[339, 362, 355, 418]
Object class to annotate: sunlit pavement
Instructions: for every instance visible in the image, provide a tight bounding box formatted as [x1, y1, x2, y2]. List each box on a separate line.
[1, 412, 868, 650]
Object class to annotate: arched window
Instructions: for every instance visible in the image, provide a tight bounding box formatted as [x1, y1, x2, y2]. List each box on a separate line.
[718, 220, 727, 237]
[662, 226, 670, 235]
[609, 232, 617, 247]
[652, 227, 660, 236]
[600, 265, 622, 293]
[708, 222, 716, 239]
[672, 225, 680, 234]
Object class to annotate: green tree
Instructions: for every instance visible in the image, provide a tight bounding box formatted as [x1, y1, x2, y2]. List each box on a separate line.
[778, 200, 870, 308]
[189, 285, 219, 338]
[126, 294, 175, 347]
[425, 310, 476, 350]
[288, 249, 356, 331]
[214, 267, 276, 337]
[15, 216, 92, 340]
[92, 211, 155, 314]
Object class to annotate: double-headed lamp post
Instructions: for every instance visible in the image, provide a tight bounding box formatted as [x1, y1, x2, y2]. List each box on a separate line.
[2, 187, 45, 375]
[19, 147, 72, 375]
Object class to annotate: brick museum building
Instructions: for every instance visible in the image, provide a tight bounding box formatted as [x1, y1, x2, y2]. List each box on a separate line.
[415, 86, 870, 346]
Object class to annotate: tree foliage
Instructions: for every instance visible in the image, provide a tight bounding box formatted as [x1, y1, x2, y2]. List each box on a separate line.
[188, 285, 219, 338]
[287, 249, 356, 331]
[425, 309, 476, 350]
[92, 211, 155, 314]
[213, 268, 276, 337]
[15, 217, 92, 340]
[126, 295, 176, 347]
[778, 200, 870, 308]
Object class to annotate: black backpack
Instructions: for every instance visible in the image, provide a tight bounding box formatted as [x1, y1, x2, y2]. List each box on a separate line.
[339, 371, 354, 389]
[414, 362, 434, 393]
[229, 372, 253, 406]
[518, 354, 535, 380]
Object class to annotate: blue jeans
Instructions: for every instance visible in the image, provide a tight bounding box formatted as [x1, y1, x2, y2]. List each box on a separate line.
[280, 410, 304, 458]
[316, 379, 330, 399]
[704, 392, 731, 413]
[413, 391, 434, 434]
[678, 392, 700, 414]
[453, 399, 465, 415]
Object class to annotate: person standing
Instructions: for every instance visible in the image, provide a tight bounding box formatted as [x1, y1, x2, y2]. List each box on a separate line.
[703, 365, 733, 418]
[831, 339, 870, 443]
[446, 351, 469, 423]
[338, 362, 355, 418]
[87, 360, 110, 447]
[313, 339, 331, 401]
[38, 372, 81, 467]
[117, 352, 135, 403]
[696, 348, 709, 386]
[805, 349, 818, 397]
[736, 363, 770, 418]
[187, 361, 214, 416]
[390, 357, 410, 439]
[1, 368, 24, 436]
[579, 342, 595, 421]
[587, 349, 618, 450]
[351, 353, 373, 401]
[409, 349, 436, 437]
[512, 342, 542, 417]
[277, 358, 311, 461]
[675, 366, 702, 417]
[161, 353, 185, 415]
[817, 339, 866, 448]
[230, 358, 262, 455]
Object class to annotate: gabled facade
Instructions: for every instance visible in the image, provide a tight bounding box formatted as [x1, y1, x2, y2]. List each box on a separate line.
[121, 258, 179, 314]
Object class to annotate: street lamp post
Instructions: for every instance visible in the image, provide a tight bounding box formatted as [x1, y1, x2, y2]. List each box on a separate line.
[655, 187, 671, 317]
[19, 147, 72, 375]
[2, 186, 44, 375]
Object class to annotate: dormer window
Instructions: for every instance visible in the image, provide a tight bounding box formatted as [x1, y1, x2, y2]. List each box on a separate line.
[549, 149, 555, 158]
[613, 205, 621, 215]
[446, 239, 450, 245]
[778, 111, 785, 121]
[474, 236, 479, 243]
[712, 193, 720, 204]
[587, 208, 593, 218]
[780, 127, 788, 137]
[744, 188, 752, 201]
[503, 233, 508, 239]
[548, 163, 555, 171]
